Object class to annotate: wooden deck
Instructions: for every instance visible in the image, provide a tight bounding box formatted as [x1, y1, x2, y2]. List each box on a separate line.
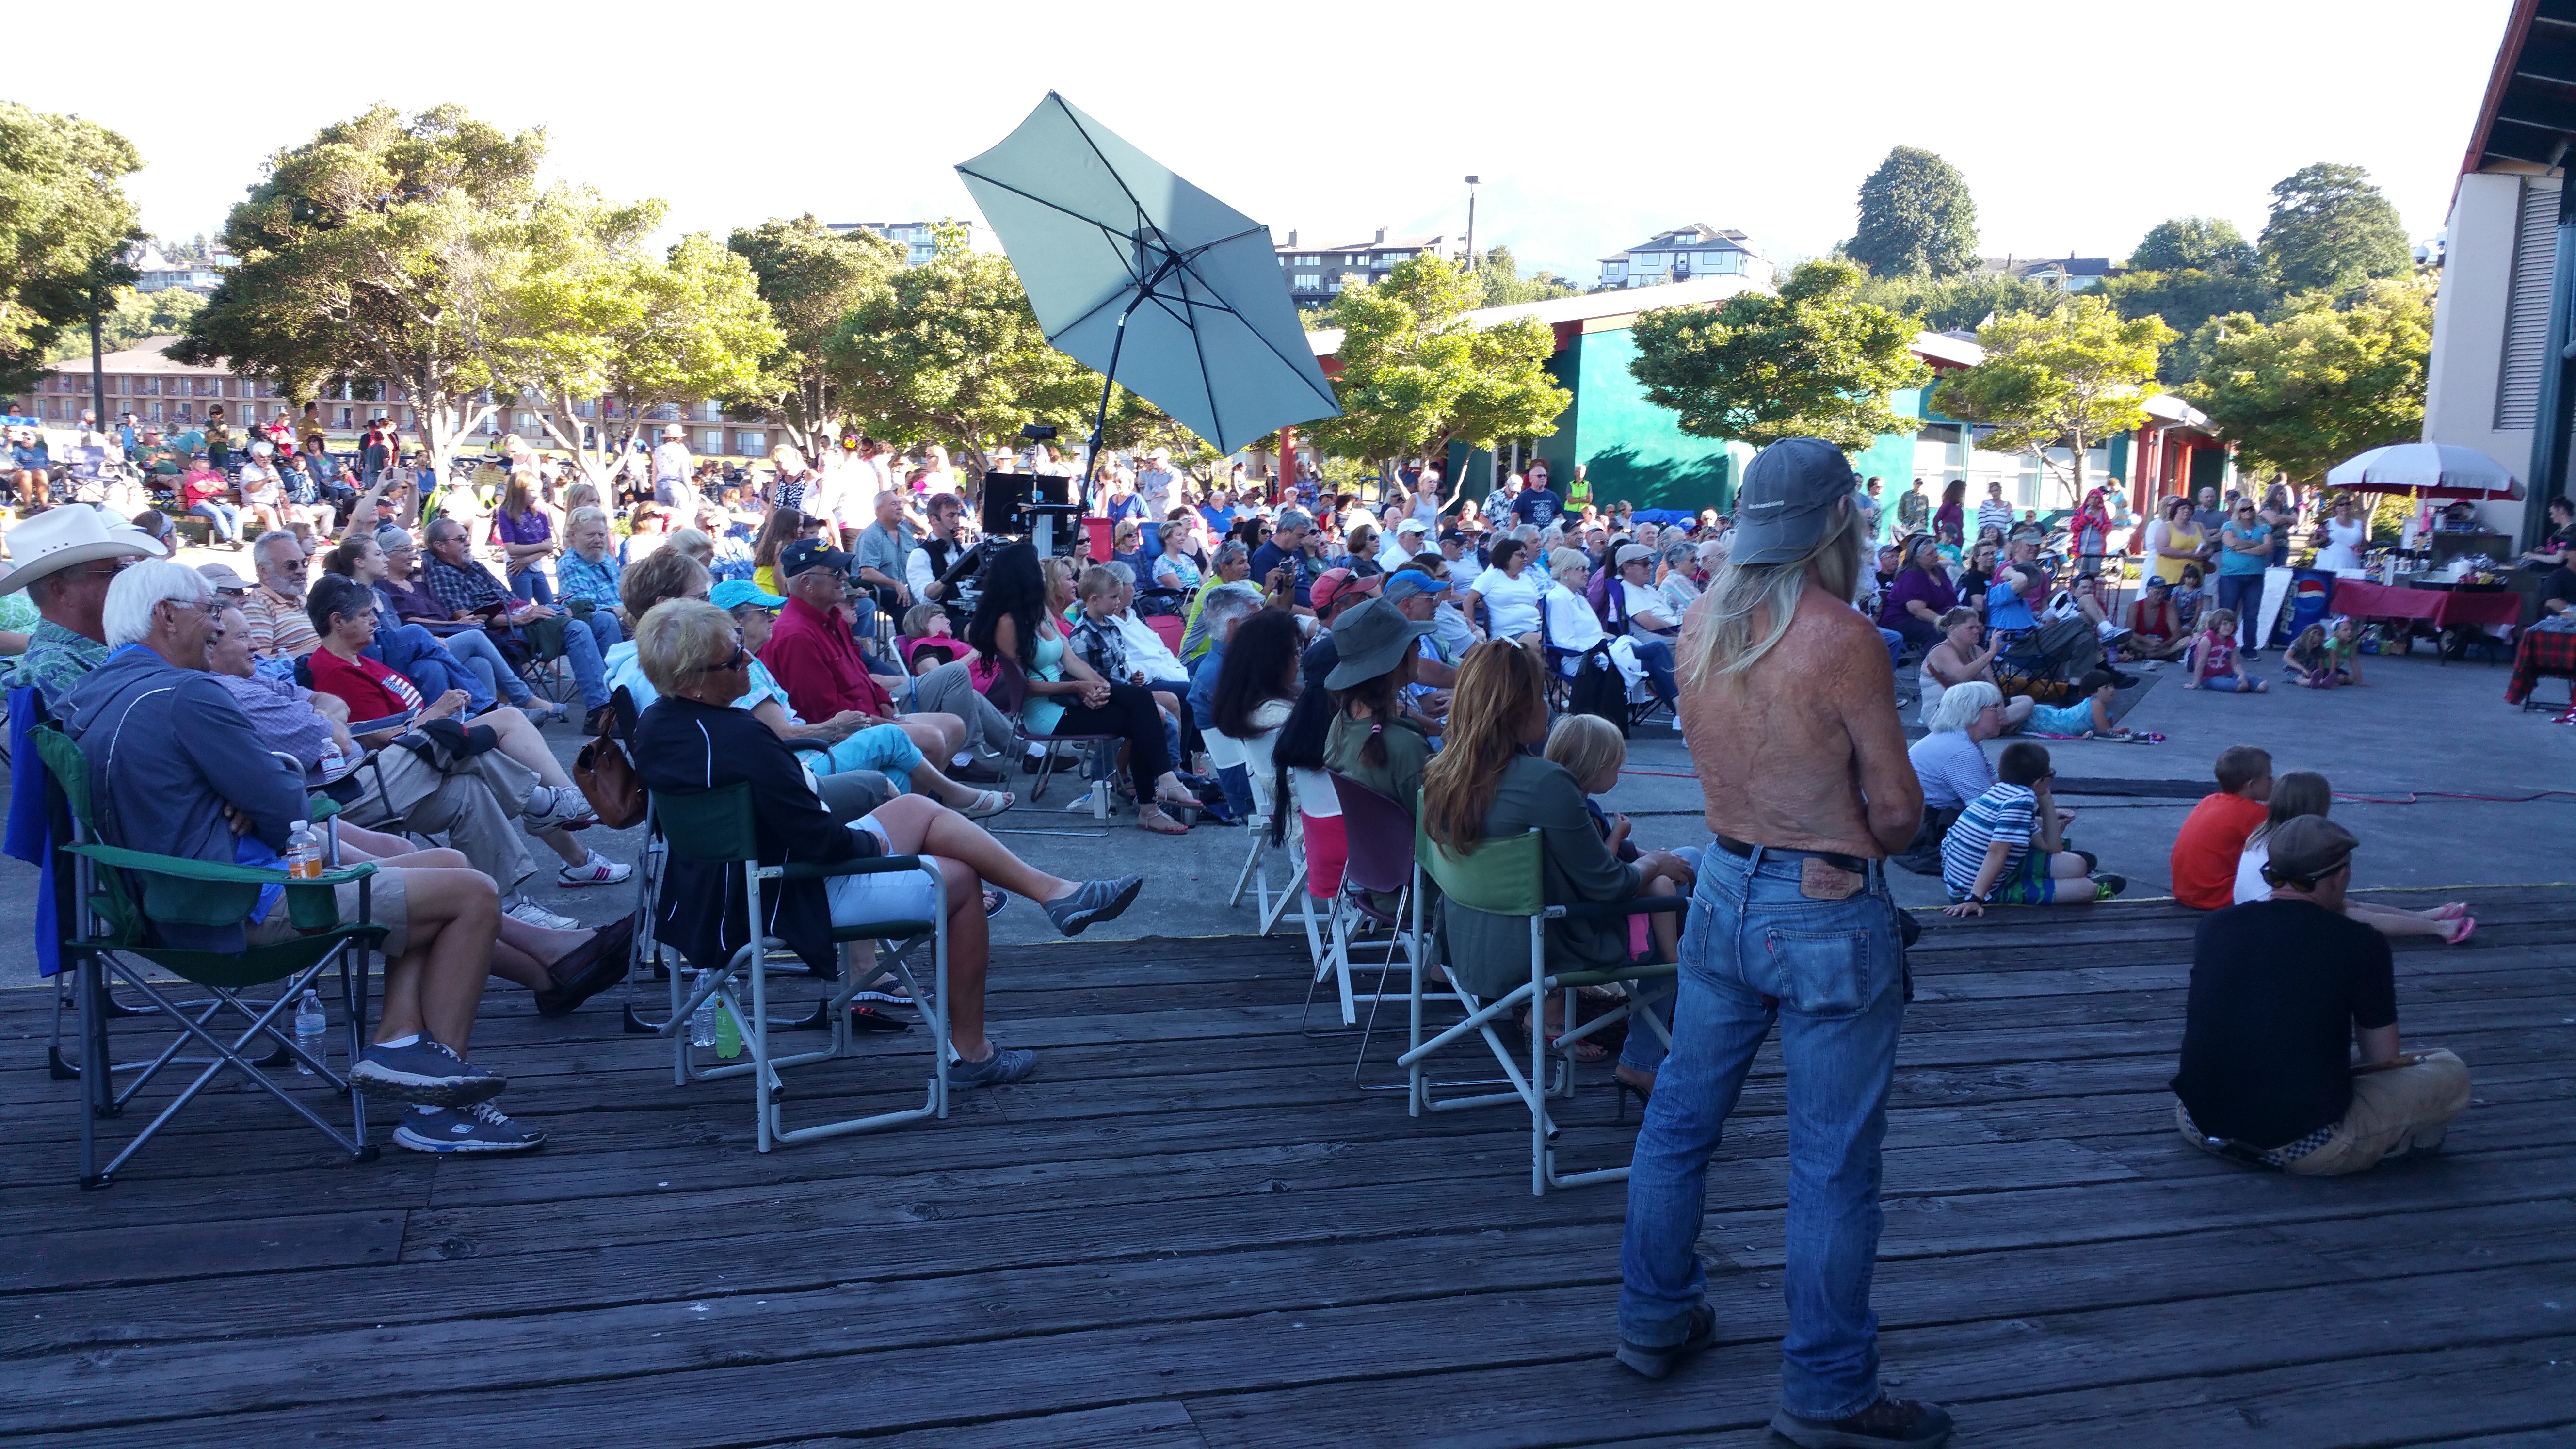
[2, 886, 2571, 1449]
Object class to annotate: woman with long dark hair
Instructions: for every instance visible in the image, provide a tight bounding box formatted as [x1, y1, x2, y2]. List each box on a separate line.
[1933, 479, 1967, 547]
[1214, 608, 1302, 827]
[969, 541, 1196, 836]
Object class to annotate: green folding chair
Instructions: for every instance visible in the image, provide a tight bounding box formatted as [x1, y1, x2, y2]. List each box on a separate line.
[32, 724, 389, 1190]
[646, 781, 950, 1151]
[1400, 814, 1684, 1196]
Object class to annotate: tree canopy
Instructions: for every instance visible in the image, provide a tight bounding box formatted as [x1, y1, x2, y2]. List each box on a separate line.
[1472, 246, 1582, 307]
[0, 102, 144, 396]
[724, 215, 905, 454]
[2127, 216, 2256, 275]
[1308, 253, 1570, 477]
[824, 223, 1098, 469]
[177, 104, 546, 470]
[2096, 267, 2272, 385]
[1628, 258, 1928, 451]
[1847, 146, 1980, 279]
[1933, 294, 2174, 504]
[45, 286, 205, 364]
[2259, 163, 2412, 294]
[1852, 270, 2065, 334]
[2189, 278, 2431, 483]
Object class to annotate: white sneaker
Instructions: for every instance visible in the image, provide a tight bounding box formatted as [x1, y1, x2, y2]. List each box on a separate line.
[505, 899, 580, 931]
[521, 785, 595, 833]
[557, 851, 633, 887]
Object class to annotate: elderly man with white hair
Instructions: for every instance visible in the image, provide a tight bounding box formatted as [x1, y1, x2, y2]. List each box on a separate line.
[62, 560, 553, 1152]
[1895, 679, 2008, 876]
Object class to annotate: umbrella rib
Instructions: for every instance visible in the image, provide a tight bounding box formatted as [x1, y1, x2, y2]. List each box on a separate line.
[1053, 93, 1167, 237]
[1168, 250, 1342, 409]
[954, 168, 1141, 261]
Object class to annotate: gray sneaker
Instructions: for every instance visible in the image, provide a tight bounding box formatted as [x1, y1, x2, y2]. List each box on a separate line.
[352, 1037, 505, 1108]
[521, 785, 595, 833]
[1770, 1395, 1954, 1449]
[393, 1102, 547, 1154]
[947, 1044, 1036, 1089]
[1042, 876, 1142, 937]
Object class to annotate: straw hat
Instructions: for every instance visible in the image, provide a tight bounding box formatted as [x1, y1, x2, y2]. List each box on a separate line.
[0, 506, 168, 595]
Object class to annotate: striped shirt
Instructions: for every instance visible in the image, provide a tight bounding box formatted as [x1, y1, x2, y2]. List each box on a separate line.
[1941, 781, 2036, 898]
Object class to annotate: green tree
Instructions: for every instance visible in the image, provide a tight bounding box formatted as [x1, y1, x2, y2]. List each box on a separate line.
[824, 224, 1097, 469]
[1309, 253, 1570, 483]
[724, 215, 905, 455]
[1933, 293, 2174, 505]
[176, 104, 546, 474]
[2188, 279, 2431, 484]
[1628, 258, 1928, 452]
[1852, 271, 2064, 333]
[1473, 245, 1582, 307]
[0, 102, 144, 396]
[2128, 216, 2256, 274]
[154, 233, 216, 269]
[2096, 267, 2272, 385]
[470, 192, 782, 489]
[1847, 146, 1980, 279]
[2258, 163, 2412, 294]
[45, 286, 207, 363]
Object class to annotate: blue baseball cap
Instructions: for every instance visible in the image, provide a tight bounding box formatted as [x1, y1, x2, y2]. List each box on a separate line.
[779, 538, 854, 578]
[1381, 569, 1450, 602]
[709, 579, 785, 611]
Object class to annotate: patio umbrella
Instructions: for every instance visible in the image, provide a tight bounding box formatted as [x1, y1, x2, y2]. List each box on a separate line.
[956, 93, 1340, 493]
[2323, 442, 2524, 501]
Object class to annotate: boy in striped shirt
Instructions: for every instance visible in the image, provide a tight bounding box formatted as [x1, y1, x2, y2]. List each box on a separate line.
[1941, 741, 2126, 915]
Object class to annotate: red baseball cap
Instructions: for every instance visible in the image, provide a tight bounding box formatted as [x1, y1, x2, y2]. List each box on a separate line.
[1310, 567, 1380, 616]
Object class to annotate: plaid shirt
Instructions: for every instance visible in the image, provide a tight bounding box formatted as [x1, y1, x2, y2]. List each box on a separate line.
[424, 553, 513, 616]
[556, 550, 624, 612]
[1070, 610, 1128, 682]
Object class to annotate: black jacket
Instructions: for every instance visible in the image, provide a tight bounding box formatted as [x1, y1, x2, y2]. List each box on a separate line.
[631, 695, 879, 975]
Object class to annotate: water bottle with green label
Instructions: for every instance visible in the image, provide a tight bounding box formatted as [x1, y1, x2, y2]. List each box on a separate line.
[714, 998, 741, 1059]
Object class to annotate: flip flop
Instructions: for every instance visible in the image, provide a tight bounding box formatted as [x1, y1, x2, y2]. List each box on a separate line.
[2444, 915, 2477, 946]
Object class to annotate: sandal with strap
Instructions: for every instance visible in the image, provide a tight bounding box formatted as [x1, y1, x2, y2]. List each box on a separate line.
[959, 789, 1014, 820]
[1137, 804, 1189, 836]
[2444, 915, 2477, 946]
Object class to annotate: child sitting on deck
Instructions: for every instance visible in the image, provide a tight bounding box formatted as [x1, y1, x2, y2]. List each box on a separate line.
[2282, 623, 2345, 689]
[2185, 609, 2270, 694]
[1940, 741, 2128, 915]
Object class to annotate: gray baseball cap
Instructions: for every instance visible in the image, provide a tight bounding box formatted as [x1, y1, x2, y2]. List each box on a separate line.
[1729, 438, 1862, 566]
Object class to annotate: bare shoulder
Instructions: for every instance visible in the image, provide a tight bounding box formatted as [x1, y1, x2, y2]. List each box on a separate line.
[1791, 586, 1887, 655]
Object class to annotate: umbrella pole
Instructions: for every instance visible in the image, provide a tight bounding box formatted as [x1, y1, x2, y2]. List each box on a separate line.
[1080, 291, 1148, 516]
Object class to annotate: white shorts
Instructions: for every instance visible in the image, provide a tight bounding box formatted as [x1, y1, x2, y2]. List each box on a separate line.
[824, 818, 940, 927]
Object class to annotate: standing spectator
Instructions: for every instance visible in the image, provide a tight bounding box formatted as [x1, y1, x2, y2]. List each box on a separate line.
[203, 405, 234, 471]
[651, 423, 695, 513]
[490, 472, 560, 605]
[2069, 488, 2114, 576]
[1248, 506, 1321, 613]
[1618, 438, 1949, 1448]
[1932, 478, 1966, 547]
[1481, 471, 1523, 531]
[1512, 468, 1563, 529]
[2169, 745, 2273, 910]
[1135, 447, 1181, 519]
[1895, 477, 1930, 536]
[1559, 460, 1591, 515]
[2192, 484, 2226, 534]
[2171, 815, 2471, 1174]
[2214, 499, 2273, 656]
[1974, 480, 2013, 541]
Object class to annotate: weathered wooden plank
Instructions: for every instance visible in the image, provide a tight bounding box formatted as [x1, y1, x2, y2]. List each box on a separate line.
[0, 1210, 405, 1294]
[745, 1403, 1212, 1449]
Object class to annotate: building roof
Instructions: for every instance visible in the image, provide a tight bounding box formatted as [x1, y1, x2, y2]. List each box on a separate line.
[2461, 0, 2576, 177]
[1276, 233, 1443, 256]
[1303, 275, 1770, 357]
[1980, 255, 2120, 281]
[48, 337, 232, 375]
[1600, 224, 1763, 262]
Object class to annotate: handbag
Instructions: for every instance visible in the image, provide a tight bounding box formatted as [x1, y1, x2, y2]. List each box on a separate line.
[573, 721, 646, 830]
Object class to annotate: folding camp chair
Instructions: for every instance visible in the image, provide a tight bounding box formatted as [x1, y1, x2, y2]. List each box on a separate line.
[986, 652, 1119, 819]
[32, 724, 388, 1189]
[1398, 816, 1685, 1195]
[516, 601, 600, 707]
[1214, 724, 1300, 934]
[1296, 773, 1419, 1046]
[644, 779, 951, 1150]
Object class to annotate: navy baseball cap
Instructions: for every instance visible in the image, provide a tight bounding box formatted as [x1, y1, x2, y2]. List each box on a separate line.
[779, 539, 854, 578]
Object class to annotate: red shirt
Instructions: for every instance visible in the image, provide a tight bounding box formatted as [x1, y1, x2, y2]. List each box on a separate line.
[2170, 792, 2269, 910]
[306, 644, 425, 724]
[759, 595, 894, 724]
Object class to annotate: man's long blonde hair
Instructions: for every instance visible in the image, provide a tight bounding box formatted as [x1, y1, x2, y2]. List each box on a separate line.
[1680, 496, 1864, 685]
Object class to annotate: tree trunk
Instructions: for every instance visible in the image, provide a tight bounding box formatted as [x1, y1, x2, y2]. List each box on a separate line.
[2066, 432, 2089, 507]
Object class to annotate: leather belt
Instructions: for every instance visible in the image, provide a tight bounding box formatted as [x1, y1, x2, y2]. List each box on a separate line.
[1714, 833, 1871, 876]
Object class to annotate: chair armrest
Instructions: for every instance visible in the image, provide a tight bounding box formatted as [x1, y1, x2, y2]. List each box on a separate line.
[64, 842, 378, 887]
[775, 853, 931, 883]
[348, 713, 415, 735]
[783, 738, 833, 756]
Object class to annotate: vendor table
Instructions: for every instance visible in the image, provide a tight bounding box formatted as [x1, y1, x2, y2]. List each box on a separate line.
[2328, 579, 2524, 628]
[2506, 628, 2576, 708]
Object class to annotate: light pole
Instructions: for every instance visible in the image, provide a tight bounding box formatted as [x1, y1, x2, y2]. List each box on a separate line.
[1464, 176, 1480, 271]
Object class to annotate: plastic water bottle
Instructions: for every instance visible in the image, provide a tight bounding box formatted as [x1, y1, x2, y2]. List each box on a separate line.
[714, 999, 741, 1060]
[284, 822, 322, 880]
[293, 988, 326, 1076]
[688, 972, 718, 1048]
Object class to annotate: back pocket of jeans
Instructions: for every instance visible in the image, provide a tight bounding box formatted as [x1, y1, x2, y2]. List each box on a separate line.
[1759, 925, 1875, 1016]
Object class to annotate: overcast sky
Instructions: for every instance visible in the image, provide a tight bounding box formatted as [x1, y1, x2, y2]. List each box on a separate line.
[26, 0, 2511, 287]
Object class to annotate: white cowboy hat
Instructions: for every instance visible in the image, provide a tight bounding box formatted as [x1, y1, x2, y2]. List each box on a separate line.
[0, 505, 168, 595]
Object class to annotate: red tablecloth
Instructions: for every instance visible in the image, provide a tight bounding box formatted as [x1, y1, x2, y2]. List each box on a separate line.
[2508, 628, 2576, 705]
[2329, 580, 2522, 629]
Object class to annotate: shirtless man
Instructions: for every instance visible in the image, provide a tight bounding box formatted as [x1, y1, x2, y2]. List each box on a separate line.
[1615, 437, 1950, 1449]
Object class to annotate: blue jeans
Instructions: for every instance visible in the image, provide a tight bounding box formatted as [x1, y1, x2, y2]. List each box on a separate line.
[369, 623, 495, 713]
[508, 563, 557, 607]
[520, 610, 612, 712]
[1875, 627, 1904, 669]
[1619, 843, 1907, 1422]
[2216, 571, 2263, 650]
[1630, 636, 1677, 705]
[190, 500, 242, 543]
[439, 627, 527, 707]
